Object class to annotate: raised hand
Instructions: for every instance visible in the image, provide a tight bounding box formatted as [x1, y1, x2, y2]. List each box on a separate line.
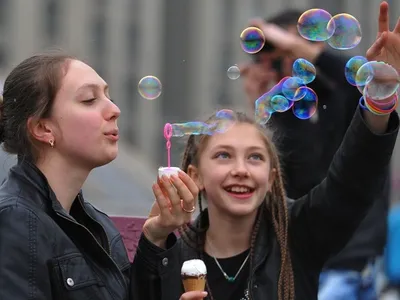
[143, 171, 199, 247]
[366, 1, 400, 71]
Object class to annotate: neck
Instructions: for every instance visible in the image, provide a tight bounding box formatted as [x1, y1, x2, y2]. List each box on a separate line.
[205, 206, 258, 258]
[36, 153, 90, 212]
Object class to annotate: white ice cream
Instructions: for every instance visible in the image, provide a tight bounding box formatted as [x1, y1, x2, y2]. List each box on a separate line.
[158, 166, 181, 178]
[181, 259, 207, 276]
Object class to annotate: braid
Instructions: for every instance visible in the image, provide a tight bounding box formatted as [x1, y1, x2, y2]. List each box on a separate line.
[269, 149, 295, 300]
[249, 206, 263, 277]
[181, 135, 196, 171]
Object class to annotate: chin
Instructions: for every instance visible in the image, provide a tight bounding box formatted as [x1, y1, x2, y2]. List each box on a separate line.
[95, 147, 119, 167]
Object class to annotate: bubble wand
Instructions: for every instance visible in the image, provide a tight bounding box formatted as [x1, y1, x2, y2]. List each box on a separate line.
[164, 123, 173, 168]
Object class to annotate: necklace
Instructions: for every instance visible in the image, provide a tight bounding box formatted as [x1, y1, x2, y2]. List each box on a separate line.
[213, 252, 250, 283]
[207, 239, 250, 283]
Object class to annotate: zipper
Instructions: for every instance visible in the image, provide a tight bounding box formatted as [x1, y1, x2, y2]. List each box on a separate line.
[77, 194, 111, 254]
[56, 211, 128, 292]
[247, 255, 264, 300]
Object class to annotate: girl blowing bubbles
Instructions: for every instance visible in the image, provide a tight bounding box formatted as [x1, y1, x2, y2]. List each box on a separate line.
[142, 2, 400, 300]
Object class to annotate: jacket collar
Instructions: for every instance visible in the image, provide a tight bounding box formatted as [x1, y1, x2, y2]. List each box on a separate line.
[8, 159, 86, 219]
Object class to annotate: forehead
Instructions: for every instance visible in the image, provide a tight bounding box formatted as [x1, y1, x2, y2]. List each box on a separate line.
[60, 60, 106, 92]
[205, 122, 267, 151]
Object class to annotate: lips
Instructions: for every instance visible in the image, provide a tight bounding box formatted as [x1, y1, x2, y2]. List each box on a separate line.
[105, 129, 119, 136]
[104, 129, 119, 141]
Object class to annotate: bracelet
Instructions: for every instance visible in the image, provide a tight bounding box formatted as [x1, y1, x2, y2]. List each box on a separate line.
[359, 93, 398, 115]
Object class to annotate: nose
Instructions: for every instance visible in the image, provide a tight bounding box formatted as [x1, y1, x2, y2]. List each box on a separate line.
[105, 100, 121, 120]
[230, 159, 250, 178]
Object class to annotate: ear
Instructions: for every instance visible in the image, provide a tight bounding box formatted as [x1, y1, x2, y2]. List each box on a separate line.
[187, 164, 204, 190]
[27, 117, 54, 145]
[267, 168, 277, 192]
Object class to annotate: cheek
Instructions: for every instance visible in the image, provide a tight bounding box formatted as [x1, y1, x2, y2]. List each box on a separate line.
[58, 111, 102, 142]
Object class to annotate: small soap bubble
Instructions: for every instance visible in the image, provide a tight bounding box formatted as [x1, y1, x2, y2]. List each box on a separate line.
[138, 76, 162, 100]
[271, 95, 293, 112]
[292, 58, 317, 84]
[227, 65, 241, 80]
[255, 100, 273, 125]
[240, 27, 265, 54]
[209, 109, 237, 134]
[254, 77, 289, 124]
[171, 122, 210, 137]
[345, 56, 368, 86]
[282, 77, 307, 101]
[292, 87, 318, 120]
[297, 9, 335, 42]
[327, 14, 362, 50]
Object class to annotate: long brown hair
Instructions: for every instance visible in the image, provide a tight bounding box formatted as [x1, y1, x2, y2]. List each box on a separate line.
[178, 111, 295, 300]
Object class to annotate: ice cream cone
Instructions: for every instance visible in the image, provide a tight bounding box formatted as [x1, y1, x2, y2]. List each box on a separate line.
[181, 259, 207, 292]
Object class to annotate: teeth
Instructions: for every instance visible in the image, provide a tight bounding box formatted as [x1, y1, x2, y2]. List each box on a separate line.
[227, 186, 251, 193]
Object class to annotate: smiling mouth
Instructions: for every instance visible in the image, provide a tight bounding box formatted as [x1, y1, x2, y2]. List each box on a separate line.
[224, 186, 255, 194]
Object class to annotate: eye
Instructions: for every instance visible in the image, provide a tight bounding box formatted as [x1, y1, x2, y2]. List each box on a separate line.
[214, 151, 230, 159]
[82, 98, 96, 104]
[249, 153, 264, 161]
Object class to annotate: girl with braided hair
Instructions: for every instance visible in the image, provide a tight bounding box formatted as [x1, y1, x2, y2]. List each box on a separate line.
[170, 101, 398, 300]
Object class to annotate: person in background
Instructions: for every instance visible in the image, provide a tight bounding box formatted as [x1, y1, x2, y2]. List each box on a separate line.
[241, 5, 392, 299]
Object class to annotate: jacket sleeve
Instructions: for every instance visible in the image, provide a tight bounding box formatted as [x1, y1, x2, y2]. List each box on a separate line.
[290, 107, 399, 268]
[130, 233, 182, 300]
[0, 205, 54, 299]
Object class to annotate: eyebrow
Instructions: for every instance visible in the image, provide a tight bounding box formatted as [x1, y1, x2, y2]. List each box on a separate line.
[76, 83, 108, 93]
[212, 144, 266, 152]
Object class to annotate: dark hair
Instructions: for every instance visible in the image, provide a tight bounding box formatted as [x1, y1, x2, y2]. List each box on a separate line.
[256, 9, 304, 58]
[179, 112, 295, 300]
[266, 9, 303, 27]
[0, 51, 76, 161]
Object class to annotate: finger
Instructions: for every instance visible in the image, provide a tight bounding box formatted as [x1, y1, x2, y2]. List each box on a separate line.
[378, 1, 389, 34]
[148, 201, 161, 218]
[171, 175, 196, 211]
[160, 175, 182, 213]
[394, 17, 400, 34]
[152, 183, 173, 218]
[366, 32, 388, 60]
[177, 171, 200, 196]
[180, 291, 208, 300]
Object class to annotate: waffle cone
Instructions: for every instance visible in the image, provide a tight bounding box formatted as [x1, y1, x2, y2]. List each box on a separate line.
[182, 276, 206, 292]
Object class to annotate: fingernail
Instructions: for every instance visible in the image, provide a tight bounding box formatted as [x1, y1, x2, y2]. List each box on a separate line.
[171, 174, 178, 181]
[201, 291, 208, 296]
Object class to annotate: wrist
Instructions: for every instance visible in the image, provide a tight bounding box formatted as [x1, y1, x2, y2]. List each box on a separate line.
[359, 93, 398, 116]
[142, 225, 168, 249]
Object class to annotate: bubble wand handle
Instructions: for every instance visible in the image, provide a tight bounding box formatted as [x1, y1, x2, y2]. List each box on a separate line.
[164, 123, 173, 168]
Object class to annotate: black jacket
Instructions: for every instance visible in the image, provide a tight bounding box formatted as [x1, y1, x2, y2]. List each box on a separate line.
[270, 50, 391, 271]
[0, 159, 155, 299]
[136, 108, 399, 299]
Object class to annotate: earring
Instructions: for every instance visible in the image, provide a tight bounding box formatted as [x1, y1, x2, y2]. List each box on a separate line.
[49, 139, 54, 148]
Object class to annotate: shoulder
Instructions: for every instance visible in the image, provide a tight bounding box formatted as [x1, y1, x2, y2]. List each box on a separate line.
[0, 202, 57, 246]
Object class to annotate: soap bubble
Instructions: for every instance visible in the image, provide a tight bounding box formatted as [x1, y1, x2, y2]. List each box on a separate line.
[240, 27, 265, 54]
[227, 65, 241, 80]
[297, 9, 335, 42]
[138, 76, 162, 100]
[327, 13, 362, 50]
